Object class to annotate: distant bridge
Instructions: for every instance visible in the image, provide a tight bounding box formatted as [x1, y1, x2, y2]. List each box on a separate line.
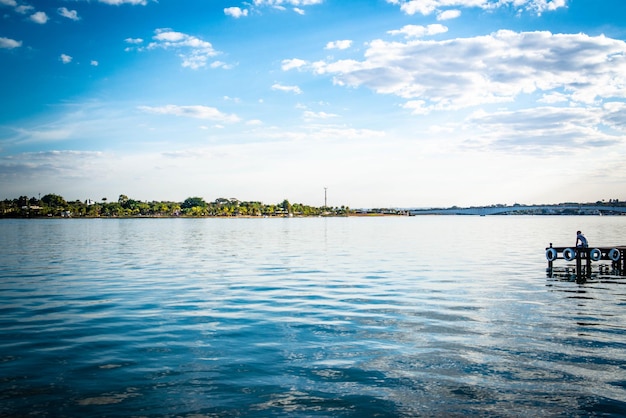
[408, 205, 626, 216]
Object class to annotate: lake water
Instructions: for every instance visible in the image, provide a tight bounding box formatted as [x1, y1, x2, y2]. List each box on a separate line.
[1, 216, 626, 417]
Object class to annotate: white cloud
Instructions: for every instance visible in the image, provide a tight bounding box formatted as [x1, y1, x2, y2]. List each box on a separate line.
[526, 0, 567, 14]
[224, 7, 248, 18]
[437, 9, 461, 20]
[13, 128, 74, 142]
[388, 24, 448, 38]
[124, 38, 143, 52]
[0, 37, 22, 49]
[538, 92, 569, 104]
[0, 1, 33, 14]
[139, 105, 240, 123]
[390, 0, 439, 16]
[253, 0, 323, 6]
[15, 4, 33, 14]
[210, 60, 234, 69]
[153, 31, 185, 43]
[146, 29, 219, 69]
[91, 60, 99, 66]
[281, 58, 307, 71]
[30, 11, 48, 24]
[309, 31, 626, 113]
[98, 0, 148, 5]
[60, 54, 73, 64]
[464, 105, 621, 152]
[0, 151, 107, 186]
[325, 40, 352, 50]
[303, 110, 339, 119]
[58, 7, 80, 21]
[248, 0, 322, 13]
[272, 83, 302, 94]
[387, 0, 568, 16]
[602, 101, 626, 132]
[402, 100, 429, 115]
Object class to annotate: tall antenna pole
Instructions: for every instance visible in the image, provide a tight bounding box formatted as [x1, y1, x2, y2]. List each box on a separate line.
[324, 187, 327, 208]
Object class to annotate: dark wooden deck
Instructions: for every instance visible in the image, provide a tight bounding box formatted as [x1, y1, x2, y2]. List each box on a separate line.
[545, 245, 626, 283]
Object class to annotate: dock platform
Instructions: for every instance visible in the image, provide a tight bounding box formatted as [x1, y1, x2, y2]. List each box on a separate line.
[545, 245, 626, 283]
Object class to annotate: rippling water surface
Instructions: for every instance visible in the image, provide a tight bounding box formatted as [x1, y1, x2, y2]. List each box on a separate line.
[2, 216, 626, 417]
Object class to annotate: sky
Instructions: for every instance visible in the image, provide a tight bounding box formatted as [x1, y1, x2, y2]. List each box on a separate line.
[1, 0, 625, 209]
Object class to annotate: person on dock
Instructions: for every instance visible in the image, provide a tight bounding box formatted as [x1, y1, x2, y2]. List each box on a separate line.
[576, 230, 588, 248]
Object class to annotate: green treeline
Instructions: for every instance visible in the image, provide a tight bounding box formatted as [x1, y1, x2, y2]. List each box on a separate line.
[1, 194, 353, 218]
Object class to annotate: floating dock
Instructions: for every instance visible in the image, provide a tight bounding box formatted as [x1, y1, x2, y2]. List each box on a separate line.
[546, 244, 626, 283]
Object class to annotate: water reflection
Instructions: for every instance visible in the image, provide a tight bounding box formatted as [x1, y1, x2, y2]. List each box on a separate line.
[1, 217, 626, 416]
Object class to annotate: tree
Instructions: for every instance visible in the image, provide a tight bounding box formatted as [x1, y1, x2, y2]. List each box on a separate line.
[86, 203, 102, 217]
[41, 194, 66, 208]
[118, 194, 129, 207]
[182, 197, 207, 209]
[281, 199, 292, 214]
[214, 197, 230, 205]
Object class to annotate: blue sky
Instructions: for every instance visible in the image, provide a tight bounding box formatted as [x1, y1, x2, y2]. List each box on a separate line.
[1, 0, 625, 208]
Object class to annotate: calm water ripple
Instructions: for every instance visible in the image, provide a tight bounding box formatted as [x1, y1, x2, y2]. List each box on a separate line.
[1, 216, 626, 416]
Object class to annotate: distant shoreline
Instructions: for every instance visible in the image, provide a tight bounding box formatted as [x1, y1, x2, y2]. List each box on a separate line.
[4, 211, 626, 220]
[3, 213, 409, 219]
[3, 194, 625, 218]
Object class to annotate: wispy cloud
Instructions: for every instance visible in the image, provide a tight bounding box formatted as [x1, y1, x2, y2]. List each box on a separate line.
[387, 24, 448, 38]
[11, 127, 74, 143]
[387, 0, 567, 16]
[15, 4, 33, 14]
[281, 58, 307, 71]
[139, 104, 240, 123]
[58, 7, 80, 21]
[210, 60, 234, 69]
[538, 92, 569, 104]
[144, 29, 219, 69]
[303, 110, 339, 119]
[0, 0, 32, 15]
[325, 40, 352, 50]
[0, 150, 106, 181]
[236, 0, 322, 14]
[464, 105, 621, 153]
[437, 9, 461, 20]
[272, 83, 302, 94]
[252, 0, 323, 6]
[60, 54, 73, 64]
[98, 0, 149, 5]
[124, 38, 143, 51]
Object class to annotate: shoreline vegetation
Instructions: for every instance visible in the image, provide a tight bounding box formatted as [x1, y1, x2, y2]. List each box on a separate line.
[2, 194, 356, 219]
[1, 194, 625, 218]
